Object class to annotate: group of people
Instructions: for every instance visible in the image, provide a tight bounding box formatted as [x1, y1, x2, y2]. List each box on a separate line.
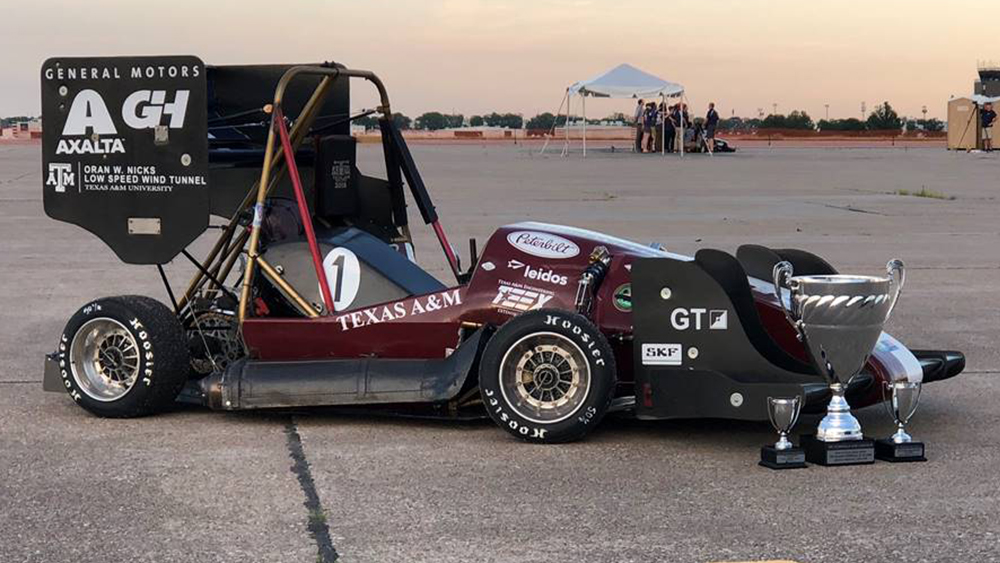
[633, 99, 719, 154]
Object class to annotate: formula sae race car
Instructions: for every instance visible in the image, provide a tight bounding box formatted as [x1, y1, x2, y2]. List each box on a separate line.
[40, 56, 964, 443]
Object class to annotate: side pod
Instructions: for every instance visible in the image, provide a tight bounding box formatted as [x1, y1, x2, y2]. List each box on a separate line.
[194, 329, 484, 410]
[631, 251, 829, 421]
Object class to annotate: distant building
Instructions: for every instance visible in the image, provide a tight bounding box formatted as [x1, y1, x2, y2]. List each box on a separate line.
[0, 118, 42, 140]
[974, 61, 1000, 97]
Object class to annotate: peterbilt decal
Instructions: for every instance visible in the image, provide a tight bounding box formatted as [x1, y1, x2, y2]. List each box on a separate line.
[507, 231, 580, 259]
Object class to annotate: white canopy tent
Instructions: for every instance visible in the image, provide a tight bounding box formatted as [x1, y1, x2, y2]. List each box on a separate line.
[541, 63, 687, 157]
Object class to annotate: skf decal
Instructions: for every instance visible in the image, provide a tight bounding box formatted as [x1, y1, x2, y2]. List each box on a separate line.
[641, 343, 682, 366]
[334, 289, 462, 331]
[670, 308, 728, 331]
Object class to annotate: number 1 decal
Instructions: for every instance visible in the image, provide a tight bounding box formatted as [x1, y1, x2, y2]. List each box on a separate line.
[321, 247, 361, 312]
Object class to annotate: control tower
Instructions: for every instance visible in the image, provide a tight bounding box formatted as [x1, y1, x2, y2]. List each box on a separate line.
[975, 61, 1000, 97]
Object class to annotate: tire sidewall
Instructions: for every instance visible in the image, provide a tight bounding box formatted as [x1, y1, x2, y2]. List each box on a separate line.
[58, 298, 164, 417]
[479, 309, 616, 443]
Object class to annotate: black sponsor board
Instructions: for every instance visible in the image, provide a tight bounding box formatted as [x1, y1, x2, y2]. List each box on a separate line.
[41, 56, 209, 264]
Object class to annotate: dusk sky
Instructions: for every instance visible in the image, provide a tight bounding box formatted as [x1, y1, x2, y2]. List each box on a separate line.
[1, 0, 992, 120]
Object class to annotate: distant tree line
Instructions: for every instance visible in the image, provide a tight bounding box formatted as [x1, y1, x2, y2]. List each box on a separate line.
[718, 102, 940, 133]
[346, 101, 940, 134]
[1, 115, 38, 127]
[352, 111, 526, 131]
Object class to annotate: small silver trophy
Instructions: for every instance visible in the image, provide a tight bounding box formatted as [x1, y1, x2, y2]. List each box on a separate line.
[773, 259, 905, 466]
[760, 396, 806, 469]
[875, 380, 926, 462]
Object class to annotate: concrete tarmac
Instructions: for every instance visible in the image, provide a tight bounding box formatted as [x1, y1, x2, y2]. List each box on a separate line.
[1, 143, 997, 562]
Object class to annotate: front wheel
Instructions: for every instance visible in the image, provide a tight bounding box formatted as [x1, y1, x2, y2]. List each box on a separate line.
[478, 309, 617, 443]
[57, 295, 190, 418]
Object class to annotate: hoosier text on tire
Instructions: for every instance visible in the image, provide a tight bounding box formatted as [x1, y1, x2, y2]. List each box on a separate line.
[478, 309, 617, 443]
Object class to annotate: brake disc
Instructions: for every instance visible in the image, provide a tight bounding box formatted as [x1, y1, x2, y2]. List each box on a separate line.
[187, 310, 244, 376]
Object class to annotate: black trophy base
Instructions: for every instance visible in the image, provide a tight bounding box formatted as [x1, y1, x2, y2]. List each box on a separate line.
[800, 435, 875, 466]
[759, 446, 807, 470]
[875, 439, 926, 462]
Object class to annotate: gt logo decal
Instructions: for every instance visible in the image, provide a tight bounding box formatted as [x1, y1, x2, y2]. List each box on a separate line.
[670, 308, 728, 330]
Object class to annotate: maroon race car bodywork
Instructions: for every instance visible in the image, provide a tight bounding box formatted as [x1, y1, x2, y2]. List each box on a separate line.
[240, 221, 928, 415]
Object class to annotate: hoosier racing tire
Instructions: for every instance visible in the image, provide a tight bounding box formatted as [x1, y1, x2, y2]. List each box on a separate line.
[478, 309, 617, 443]
[57, 295, 190, 418]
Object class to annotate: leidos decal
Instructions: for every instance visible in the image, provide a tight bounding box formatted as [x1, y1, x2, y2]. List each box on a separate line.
[507, 231, 580, 259]
[507, 259, 569, 286]
[335, 289, 461, 331]
[670, 308, 728, 330]
[56, 89, 191, 155]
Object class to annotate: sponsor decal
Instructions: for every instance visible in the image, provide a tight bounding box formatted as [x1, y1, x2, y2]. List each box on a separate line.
[613, 283, 632, 312]
[507, 230, 580, 259]
[670, 308, 729, 331]
[507, 259, 569, 286]
[334, 289, 462, 331]
[46, 163, 75, 193]
[62, 88, 190, 135]
[641, 343, 683, 366]
[480, 261, 495, 272]
[492, 280, 554, 314]
[55, 88, 191, 156]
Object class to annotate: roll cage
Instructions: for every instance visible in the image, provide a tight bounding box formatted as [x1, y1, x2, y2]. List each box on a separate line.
[174, 64, 462, 323]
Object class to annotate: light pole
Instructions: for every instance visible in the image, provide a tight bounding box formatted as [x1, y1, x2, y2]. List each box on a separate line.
[861, 101, 866, 120]
[772, 103, 778, 116]
[825, 104, 830, 120]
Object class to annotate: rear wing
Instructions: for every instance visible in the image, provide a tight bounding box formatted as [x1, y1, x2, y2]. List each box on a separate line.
[40, 56, 354, 264]
[42, 56, 210, 264]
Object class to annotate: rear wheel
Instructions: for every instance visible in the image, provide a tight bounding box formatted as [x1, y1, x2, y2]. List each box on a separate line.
[58, 296, 189, 418]
[479, 309, 616, 443]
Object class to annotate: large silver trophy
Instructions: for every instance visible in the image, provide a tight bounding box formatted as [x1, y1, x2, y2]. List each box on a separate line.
[772, 259, 905, 466]
[875, 380, 926, 462]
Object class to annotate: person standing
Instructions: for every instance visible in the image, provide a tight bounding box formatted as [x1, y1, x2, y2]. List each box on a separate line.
[671, 104, 684, 153]
[653, 102, 665, 153]
[664, 104, 677, 152]
[982, 102, 997, 152]
[643, 102, 656, 153]
[705, 102, 720, 151]
[633, 99, 645, 152]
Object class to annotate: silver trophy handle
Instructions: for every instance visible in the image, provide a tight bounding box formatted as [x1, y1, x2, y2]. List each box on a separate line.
[885, 259, 906, 319]
[772, 261, 801, 340]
